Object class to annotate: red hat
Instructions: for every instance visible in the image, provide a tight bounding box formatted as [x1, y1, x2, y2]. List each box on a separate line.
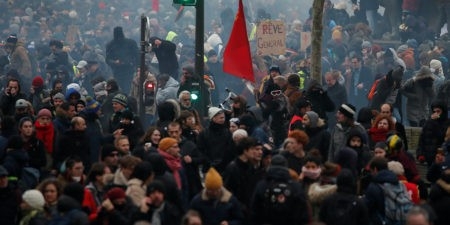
[32, 76, 44, 87]
[106, 187, 126, 201]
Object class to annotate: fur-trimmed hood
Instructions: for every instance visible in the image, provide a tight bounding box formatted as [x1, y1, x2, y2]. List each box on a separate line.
[200, 186, 232, 203]
[414, 66, 435, 81]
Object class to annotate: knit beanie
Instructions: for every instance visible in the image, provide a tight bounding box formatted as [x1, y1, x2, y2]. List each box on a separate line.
[204, 167, 223, 190]
[305, 111, 319, 128]
[32, 76, 44, 87]
[112, 93, 128, 107]
[37, 108, 52, 119]
[85, 96, 101, 114]
[430, 59, 442, 73]
[53, 92, 65, 101]
[158, 137, 178, 151]
[22, 189, 45, 210]
[388, 161, 405, 176]
[208, 107, 223, 120]
[106, 187, 126, 201]
[66, 83, 81, 92]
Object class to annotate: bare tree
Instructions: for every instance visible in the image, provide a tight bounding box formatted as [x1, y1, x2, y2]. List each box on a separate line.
[311, 0, 325, 83]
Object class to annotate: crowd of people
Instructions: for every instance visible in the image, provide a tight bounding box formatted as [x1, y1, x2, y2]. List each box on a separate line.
[1, 0, 450, 225]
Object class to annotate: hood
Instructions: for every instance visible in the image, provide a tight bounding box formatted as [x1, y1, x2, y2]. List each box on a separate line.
[265, 166, 292, 182]
[164, 77, 180, 88]
[346, 127, 367, 145]
[113, 26, 125, 40]
[372, 169, 399, 185]
[57, 195, 82, 213]
[431, 101, 449, 121]
[6, 148, 29, 163]
[414, 66, 434, 81]
[65, 88, 81, 101]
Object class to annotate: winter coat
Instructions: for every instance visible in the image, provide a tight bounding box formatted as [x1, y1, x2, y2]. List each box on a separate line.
[190, 187, 244, 225]
[93, 197, 137, 225]
[363, 169, 400, 225]
[328, 122, 367, 161]
[125, 178, 147, 207]
[9, 41, 32, 80]
[319, 192, 369, 225]
[54, 130, 91, 171]
[304, 126, 331, 161]
[429, 178, 450, 225]
[250, 166, 309, 225]
[150, 39, 179, 78]
[179, 137, 204, 200]
[401, 66, 435, 124]
[3, 148, 29, 178]
[417, 108, 448, 165]
[0, 185, 20, 225]
[223, 157, 256, 210]
[0, 91, 27, 116]
[23, 137, 47, 172]
[78, 110, 103, 164]
[197, 122, 235, 173]
[156, 77, 180, 105]
[131, 200, 182, 225]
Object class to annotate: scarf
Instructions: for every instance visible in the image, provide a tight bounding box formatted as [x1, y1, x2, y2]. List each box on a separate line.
[302, 166, 322, 180]
[34, 120, 55, 154]
[158, 150, 182, 189]
[369, 127, 388, 143]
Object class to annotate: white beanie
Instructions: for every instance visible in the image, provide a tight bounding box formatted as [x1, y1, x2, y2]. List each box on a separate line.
[430, 59, 442, 73]
[22, 189, 45, 210]
[388, 161, 405, 176]
[208, 107, 223, 120]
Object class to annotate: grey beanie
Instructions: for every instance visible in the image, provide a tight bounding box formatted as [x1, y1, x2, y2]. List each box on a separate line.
[305, 111, 319, 128]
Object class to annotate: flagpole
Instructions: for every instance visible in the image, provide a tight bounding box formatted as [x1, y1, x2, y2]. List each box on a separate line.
[195, 0, 207, 119]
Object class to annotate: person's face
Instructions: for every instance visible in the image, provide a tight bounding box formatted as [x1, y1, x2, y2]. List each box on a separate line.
[104, 151, 119, 167]
[380, 104, 392, 117]
[38, 116, 52, 126]
[112, 102, 125, 112]
[0, 176, 8, 188]
[302, 114, 310, 126]
[229, 122, 239, 133]
[67, 105, 76, 118]
[68, 162, 84, 177]
[20, 121, 34, 137]
[151, 130, 161, 144]
[253, 145, 263, 162]
[76, 104, 85, 112]
[75, 118, 87, 131]
[285, 137, 301, 152]
[349, 136, 362, 148]
[149, 190, 164, 207]
[53, 98, 63, 108]
[244, 146, 256, 161]
[351, 58, 360, 69]
[116, 139, 130, 154]
[54, 83, 63, 92]
[180, 94, 191, 108]
[168, 125, 182, 140]
[325, 74, 336, 87]
[377, 119, 389, 130]
[166, 144, 180, 157]
[212, 112, 225, 124]
[304, 161, 319, 170]
[43, 183, 58, 204]
[432, 107, 443, 118]
[374, 148, 386, 158]
[299, 106, 311, 116]
[336, 111, 347, 123]
[186, 116, 196, 128]
[406, 214, 430, 225]
[205, 188, 221, 199]
[186, 216, 203, 225]
[270, 70, 280, 78]
[208, 55, 218, 63]
[7, 81, 19, 95]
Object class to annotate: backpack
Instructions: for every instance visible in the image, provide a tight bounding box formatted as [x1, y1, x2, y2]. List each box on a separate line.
[263, 180, 293, 215]
[325, 195, 360, 225]
[378, 182, 413, 225]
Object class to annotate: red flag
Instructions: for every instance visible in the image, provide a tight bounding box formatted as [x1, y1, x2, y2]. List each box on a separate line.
[152, 0, 159, 12]
[223, 0, 254, 82]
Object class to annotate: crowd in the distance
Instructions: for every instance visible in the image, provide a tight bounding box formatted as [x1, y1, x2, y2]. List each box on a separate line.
[1, 0, 450, 225]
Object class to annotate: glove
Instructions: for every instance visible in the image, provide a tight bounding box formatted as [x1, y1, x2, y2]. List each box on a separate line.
[417, 155, 426, 163]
